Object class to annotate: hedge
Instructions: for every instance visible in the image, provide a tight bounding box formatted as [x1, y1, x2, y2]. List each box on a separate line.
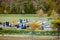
[0, 28, 60, 36]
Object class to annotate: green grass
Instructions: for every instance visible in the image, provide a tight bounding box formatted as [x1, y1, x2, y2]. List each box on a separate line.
[0, 28, 60, 36]
[0, 14, 38, 22]
[0, 14, 56, 22]
[0, 14, 37, 17]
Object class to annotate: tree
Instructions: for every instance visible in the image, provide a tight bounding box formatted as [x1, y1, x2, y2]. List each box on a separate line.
[27, 22, 42, 30]
[36, 9, 44, 17]
[50, 10, 58, 18]
[1, 1, 6, 14]
[57, 5, 60, 14]
[24, 0, 35, 14]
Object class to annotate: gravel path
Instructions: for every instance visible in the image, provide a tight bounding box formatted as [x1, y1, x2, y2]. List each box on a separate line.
[0, 35, 60, 40]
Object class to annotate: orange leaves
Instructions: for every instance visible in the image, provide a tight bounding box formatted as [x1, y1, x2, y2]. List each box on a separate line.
[27, 22, 41, 30]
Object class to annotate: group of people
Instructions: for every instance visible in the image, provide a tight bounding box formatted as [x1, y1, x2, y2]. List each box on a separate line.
[0, 19, 29, 29]
[0, 18, 51, 30]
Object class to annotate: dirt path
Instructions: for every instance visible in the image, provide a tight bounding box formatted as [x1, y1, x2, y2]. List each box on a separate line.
[0, 35, 60, 40]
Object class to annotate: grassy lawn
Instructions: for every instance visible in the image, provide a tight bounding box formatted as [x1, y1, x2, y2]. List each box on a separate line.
[0, 14, 56, 22]
[0, 14, 37, 17]
[0, 14, 38, 22]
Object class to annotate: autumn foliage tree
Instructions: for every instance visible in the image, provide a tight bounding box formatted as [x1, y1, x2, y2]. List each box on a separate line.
[27, 22, 42, 30]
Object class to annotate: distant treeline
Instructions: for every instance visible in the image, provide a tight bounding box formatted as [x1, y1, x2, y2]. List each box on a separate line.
[0, 0, 60, 14]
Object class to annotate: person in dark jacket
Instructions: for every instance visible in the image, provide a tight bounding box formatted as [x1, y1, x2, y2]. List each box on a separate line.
[5, 21, 9, 27]
[21, 24, 26, 29]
